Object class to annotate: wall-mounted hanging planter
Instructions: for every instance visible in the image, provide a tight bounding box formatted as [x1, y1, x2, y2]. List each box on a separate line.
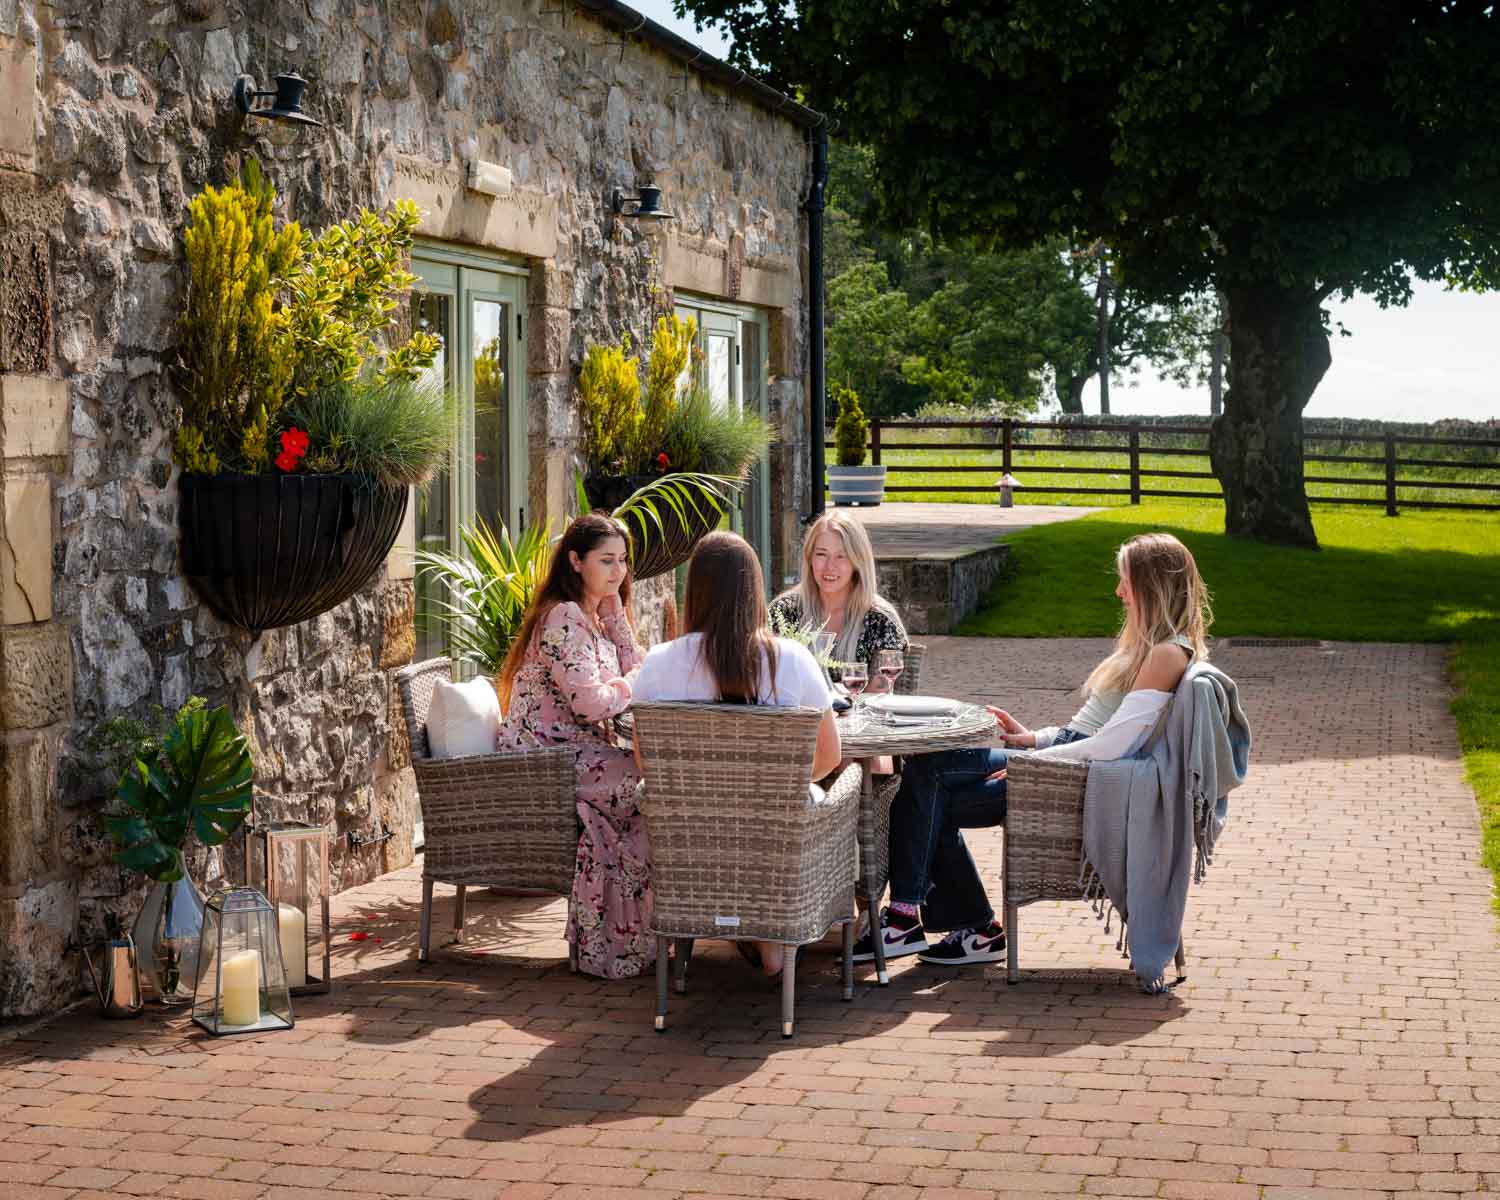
[180, 473, 408, 633]
[583, 473, 727, 582]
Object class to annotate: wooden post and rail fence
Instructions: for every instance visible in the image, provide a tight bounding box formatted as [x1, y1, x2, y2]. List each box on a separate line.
[825, 418, 1500, 514]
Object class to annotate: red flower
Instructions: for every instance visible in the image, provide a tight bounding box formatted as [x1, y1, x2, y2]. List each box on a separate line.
[655, 452, 670, 473]
[276, 427, 309, 473]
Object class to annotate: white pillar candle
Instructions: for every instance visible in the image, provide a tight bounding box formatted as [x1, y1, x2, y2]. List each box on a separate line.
[220, 949, 261, 1026]
[277, 903, 308, 989]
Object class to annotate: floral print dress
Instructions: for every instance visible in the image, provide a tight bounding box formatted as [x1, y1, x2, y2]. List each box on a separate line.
[497, 601, 653, 979]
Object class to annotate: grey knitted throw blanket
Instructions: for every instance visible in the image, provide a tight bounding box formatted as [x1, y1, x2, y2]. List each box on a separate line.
[1079, 662, 1251, 993]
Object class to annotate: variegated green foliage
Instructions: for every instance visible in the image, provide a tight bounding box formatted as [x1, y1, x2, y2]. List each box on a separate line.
[415, 518, 553, 676]
[578, 471, 743, 581]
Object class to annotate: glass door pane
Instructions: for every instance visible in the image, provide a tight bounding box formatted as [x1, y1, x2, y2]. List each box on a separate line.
[413, 290, 453, 664]
[470, 297, 509, 531]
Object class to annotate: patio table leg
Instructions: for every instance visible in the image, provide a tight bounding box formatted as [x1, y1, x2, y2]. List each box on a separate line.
[654, 935, 670, 1031]
[842, 919, 854, 1000]
[862, 759, 890, 985]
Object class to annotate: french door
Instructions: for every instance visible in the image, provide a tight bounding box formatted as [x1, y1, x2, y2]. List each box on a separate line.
[674, 298, 771, 590]
[410, 245, 529, 663]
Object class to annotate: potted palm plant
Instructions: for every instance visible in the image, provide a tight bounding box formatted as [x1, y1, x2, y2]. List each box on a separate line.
[94, 699, 254, 1004]
[827, 384, 886, 505]
[174, 158, 449, 633]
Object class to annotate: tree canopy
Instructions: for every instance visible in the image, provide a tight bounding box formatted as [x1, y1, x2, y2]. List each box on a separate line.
[680, 0, 1500, 546]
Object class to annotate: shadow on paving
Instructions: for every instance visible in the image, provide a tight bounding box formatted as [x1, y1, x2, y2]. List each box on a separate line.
[298, 889, 1189, 1145]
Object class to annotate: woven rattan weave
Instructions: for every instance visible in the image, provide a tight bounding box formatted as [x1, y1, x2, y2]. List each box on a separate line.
[396, 658, 580, 965]
[633, 701, 862, 1037]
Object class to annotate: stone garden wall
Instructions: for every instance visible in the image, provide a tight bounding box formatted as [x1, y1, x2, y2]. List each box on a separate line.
[0, 0, 812, 1016]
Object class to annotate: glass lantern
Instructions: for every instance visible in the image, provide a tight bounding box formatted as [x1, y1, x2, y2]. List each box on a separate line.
[191, 887, 293, 1037]
[244, 820, 331, 996]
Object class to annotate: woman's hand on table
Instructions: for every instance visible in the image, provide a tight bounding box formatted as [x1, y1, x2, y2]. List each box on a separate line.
[985, 706, 1036, 749]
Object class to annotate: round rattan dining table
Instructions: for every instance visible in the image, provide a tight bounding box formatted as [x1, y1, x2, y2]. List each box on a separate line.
[838, 702, 1000, 983]
[615, 701, 999, 985]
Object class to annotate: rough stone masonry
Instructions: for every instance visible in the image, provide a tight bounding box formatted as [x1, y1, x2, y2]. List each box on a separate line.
[0, 0, 815, 1017]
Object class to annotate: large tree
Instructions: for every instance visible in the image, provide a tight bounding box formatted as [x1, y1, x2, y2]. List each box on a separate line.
[680, 0, 1500, 547]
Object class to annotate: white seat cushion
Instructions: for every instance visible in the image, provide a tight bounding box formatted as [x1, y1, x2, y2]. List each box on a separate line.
[426, 677, 501, 759]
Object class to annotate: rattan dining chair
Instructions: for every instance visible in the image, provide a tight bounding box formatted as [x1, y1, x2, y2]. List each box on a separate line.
[396, 658, 579, 967]
[1001, 755, 1191, 986]
[633, 701, 863, 1038]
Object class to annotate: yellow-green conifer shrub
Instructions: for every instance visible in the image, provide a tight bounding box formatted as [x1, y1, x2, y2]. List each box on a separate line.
[639, 313, 696, 463]
[832, 383, 869, 467]
[175, 157, 301, 474]
[579, 336, 642, 474]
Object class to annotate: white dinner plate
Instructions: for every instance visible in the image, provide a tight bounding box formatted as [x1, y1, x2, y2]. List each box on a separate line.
[864, 694, 964, 718]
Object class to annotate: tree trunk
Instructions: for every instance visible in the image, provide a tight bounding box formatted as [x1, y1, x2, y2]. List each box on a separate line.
[1054, 371, 1088, 414]
[1208, 289, 1227, 417]
[1209, 285, 1327, 549]
[1095, 262, 1111, 415]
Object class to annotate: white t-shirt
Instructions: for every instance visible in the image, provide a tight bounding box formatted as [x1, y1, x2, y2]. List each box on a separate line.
[632, 633, 834, 710]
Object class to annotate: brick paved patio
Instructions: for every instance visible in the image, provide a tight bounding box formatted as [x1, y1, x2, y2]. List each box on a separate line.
[4, 637, 1498, 1200]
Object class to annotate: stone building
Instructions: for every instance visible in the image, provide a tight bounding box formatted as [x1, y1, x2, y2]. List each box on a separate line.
[0, 0, 823, 1017]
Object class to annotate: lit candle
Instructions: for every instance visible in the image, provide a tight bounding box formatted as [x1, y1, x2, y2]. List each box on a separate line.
[277, 903, 307, 988]
[220, 949, 261, 1026]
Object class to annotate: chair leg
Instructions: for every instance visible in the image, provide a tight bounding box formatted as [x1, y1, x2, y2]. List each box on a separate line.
[419, 878, 434, 962]
[841, 920, 854, 1001]
[654, 935, 670, 1032]
[568, 939, 579, 973]
[1005, 902, 1019, 985]
[1174, 939, 1187, 983]
[673, 939, 692, 994]
[452, 885, 467, 943]
[781, 945, 796, 1038]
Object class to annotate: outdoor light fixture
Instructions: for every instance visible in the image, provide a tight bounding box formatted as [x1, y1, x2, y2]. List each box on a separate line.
[612, 185, 675, 221]
[233, 71, 323, 127]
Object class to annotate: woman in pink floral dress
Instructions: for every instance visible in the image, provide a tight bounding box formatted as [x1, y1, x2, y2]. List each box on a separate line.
[496, 513, 653, 979]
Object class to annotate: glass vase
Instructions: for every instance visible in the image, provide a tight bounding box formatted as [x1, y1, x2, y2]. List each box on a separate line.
[131, 874, 207, 1005]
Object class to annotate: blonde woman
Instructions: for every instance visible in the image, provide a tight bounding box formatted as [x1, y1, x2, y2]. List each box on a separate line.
[769, 512, 908, 677]
[858, 532, 1211, 968]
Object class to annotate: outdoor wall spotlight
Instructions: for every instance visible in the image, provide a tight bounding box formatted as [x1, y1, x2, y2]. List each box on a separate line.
[612, 185, 675, 221]
[232, 72, 323, 127]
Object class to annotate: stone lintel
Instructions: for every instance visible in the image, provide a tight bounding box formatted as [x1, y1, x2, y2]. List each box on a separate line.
[392, 156, 558, 259]
[0, 374, 69, 461]
[664, 233, 795, 309]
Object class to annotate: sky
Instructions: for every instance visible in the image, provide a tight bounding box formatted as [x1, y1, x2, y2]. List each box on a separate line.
[630, 0, 1500, 426]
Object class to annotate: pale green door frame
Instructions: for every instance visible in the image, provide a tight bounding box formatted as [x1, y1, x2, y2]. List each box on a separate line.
[674, 296, 772, 591]
[410, 243, 530, 663]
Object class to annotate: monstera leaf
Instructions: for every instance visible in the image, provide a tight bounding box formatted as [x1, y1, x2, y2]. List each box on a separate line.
[103, 703, 254, 883]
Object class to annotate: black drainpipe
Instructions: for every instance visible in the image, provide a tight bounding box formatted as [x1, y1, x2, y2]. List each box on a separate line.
[806, 120, 830, 520]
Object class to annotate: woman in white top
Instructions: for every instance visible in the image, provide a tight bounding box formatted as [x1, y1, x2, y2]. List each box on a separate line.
[633, 531, 841, 979]
[857, 532, 1211, 969]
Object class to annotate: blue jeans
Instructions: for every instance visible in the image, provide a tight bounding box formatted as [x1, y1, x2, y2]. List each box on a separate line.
[887, 729, 1090, 932]
[888, 747, 1008, 932]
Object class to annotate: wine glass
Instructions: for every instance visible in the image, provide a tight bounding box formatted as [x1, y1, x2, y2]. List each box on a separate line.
[841, 662, 868, 710]
[876, 648, 904, 694]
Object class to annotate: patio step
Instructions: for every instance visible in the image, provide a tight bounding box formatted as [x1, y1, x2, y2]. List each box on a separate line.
[874, 540, 1010, 635]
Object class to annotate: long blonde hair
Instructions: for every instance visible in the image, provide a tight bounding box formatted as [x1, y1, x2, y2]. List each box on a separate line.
[779, 512, 886, 664]
[1084, 532, 1211, 696]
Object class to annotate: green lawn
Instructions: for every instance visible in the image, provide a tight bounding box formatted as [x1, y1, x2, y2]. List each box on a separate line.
[957, 500, 1500, 913]
[873, 438, 1500, 509]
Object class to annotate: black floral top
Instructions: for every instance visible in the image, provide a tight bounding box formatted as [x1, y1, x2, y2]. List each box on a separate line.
[768, 593, 909, 671]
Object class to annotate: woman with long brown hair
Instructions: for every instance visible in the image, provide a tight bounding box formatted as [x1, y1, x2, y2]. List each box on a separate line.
[633, 531, 842, 978]
[496, 512, 652, 979]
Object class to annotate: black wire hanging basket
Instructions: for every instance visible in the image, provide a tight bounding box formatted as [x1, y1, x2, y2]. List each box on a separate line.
[179, 473, 408, 633]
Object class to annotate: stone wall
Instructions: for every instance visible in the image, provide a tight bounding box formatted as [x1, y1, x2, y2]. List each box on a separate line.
[0, 0, 812, 1017]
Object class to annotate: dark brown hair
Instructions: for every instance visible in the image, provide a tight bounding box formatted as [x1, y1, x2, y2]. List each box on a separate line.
[682, 531, 777, 704]
[498, 512, 631, 711]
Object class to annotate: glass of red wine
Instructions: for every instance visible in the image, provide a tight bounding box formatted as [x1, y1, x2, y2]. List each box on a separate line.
[841, 661, 868, 711]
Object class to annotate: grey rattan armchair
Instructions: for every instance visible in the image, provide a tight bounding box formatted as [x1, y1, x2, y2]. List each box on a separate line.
[1001, 755, 1188, 985]
[633, 701, 863, 1038]
[396, 658, 579, 966]
[861, 641, 927, 906]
